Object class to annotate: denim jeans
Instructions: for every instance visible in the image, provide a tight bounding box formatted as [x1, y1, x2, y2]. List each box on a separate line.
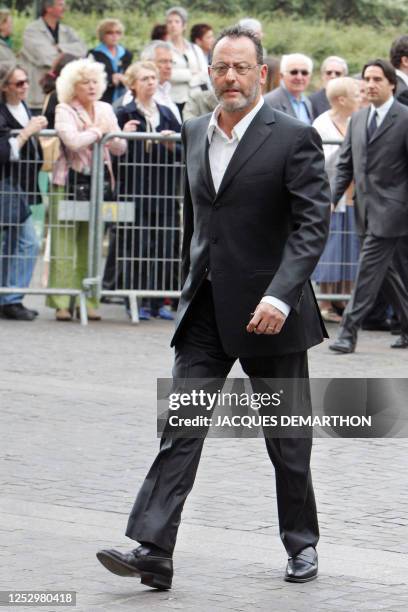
[0, 215, 39, 305]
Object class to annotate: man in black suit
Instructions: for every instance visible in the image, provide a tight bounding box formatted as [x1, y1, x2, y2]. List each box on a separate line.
[390, 35, 408, 98]
[97, 26, 330, 588]
[308, 55, 348, 118]
[330, 59, 408, 353]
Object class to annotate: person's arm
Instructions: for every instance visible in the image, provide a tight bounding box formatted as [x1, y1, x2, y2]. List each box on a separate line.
[103, 108, 127, 156]
[332, 120, 354, 205]
[248, 126, 330, 335]
[180, 123, 194, 286]
[55, 104, 102, 151]
[57, 25, 87, 57]
[269, 126, 331, 308]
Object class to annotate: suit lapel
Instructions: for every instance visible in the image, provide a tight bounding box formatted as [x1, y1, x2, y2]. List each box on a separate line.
[198, 117, 216, 198]
[369, 101, 397, 144]
[215, 104, 276, 201]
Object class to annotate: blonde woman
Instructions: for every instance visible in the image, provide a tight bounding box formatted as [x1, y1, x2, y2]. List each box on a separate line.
[47, 58, 127, 321]
[88, 18, 132, 104]
[312, 77, 361, 321]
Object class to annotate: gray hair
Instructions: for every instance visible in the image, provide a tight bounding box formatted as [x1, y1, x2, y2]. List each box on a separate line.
[280, 53, 313, 74]
[165, 6, 188, 24]
[238, 18, 262, 35]
[321, 55, 348, 76]
[141, 40, 173, 61]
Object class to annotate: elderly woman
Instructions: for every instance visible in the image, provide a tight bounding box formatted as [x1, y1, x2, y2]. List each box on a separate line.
[88, 19, 133, 105]
[103, 60, 181, 320]
[0, 62, 47, 320]
[47, 58, 127, 321]
[312, 77, 361, 322]
[165, 6, 209, 114]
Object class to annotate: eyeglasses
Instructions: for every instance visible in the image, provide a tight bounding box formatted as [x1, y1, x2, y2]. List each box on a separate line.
[105, 30, 122, 35]
[325, 70, 342, 77]
[288, 69, 310, 76]
[156, 59, 174, 65]
[210, 63, 259, 76]
[7, 79, 29, 88]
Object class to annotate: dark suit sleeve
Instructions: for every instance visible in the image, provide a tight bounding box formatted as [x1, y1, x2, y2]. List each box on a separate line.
[332, 119, 354, 204]
[180, 122, 194, 286]
[264, 125, 331, 311]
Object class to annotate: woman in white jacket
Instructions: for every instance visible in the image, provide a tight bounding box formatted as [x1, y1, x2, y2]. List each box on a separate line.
[165, 6, 209, 114]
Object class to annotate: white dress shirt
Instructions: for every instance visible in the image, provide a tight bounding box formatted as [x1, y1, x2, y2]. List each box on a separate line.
[207, 96, 290, 318]
[367, 96, 394, 128]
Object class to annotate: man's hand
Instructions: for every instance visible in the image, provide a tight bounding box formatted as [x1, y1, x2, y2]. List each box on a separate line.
[246, 302, 286, 335]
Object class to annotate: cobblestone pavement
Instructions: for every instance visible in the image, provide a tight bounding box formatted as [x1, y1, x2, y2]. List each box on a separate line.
[1, 298, 408, 611]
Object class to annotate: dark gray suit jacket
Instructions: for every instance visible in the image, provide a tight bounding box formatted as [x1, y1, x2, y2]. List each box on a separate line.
[264, 86, 314, 122]
[333, 99, 408, 237]
[171, 104, 331, 357]
[308, 88, 329, 119]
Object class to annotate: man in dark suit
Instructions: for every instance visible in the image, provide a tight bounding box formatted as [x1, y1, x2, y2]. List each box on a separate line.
[330, 59, 408, 354]
[308, 55, 348, 118]
[97, 26, 330, 589]
[264, 53, 314, 124]
[390, 35, 408, 98]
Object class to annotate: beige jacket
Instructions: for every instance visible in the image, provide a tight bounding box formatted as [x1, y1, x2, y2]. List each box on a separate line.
[0, 39, 15, 63]
[19, 18, 87, 109]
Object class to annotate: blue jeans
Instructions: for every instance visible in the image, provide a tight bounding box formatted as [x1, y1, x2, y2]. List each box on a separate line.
[0, 215, 39, 305]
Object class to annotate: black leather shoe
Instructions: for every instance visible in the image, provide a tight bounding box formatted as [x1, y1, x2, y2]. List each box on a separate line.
[362, 319, 391, 331]
[329, 337, 356, 353]
[1, 303, 36, 321]
[390, 333, 408, 349]
[96, 546, 173, 590]
[285, 546, 318, 583]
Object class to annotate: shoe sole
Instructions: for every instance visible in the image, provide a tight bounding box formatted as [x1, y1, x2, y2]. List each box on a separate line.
[96, 551, 172, 590]
[284, 573, 318, 583]
[329, 346, 354, 354]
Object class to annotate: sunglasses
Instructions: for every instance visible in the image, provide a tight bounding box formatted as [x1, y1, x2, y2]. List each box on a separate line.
[8, 78, 29, 88]
[105, 30, 122, 35]
[288, 69, 309, 76]
[325, 70, 342, 77]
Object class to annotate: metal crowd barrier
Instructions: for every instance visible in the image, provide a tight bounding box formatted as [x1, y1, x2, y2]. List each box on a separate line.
[0, 130, 357, 326]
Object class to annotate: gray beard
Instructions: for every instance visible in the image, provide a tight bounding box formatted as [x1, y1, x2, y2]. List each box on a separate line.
[213, 78, 260, 112]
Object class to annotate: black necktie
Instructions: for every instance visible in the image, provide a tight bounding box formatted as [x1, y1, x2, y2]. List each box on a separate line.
[367, 111, 378, 141]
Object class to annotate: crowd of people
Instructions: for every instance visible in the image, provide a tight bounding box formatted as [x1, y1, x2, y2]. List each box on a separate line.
[0, 1, 407, 349]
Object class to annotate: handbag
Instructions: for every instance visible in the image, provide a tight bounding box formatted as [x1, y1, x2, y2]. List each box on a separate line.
[0, 177, 31, 226]
[68, 166, 115, 202]
[39, 93, 60, 172]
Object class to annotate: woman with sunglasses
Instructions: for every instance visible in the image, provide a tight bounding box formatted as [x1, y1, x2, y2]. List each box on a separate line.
[88, 19, 132, 105]
[0, 62, 47, 320]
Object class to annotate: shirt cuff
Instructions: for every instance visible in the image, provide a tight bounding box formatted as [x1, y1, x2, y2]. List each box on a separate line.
[261, 296, 291, 318]
[8, 137, 20, 161]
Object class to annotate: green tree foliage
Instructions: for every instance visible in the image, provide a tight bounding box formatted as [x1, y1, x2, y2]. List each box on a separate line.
[5, 0, 408, 25]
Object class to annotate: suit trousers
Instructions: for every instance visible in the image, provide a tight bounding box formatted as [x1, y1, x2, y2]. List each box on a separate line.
[126, 281, 319, 557]
[340, 234, 408, 339]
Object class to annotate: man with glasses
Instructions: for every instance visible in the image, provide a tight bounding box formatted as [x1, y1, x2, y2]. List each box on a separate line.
[265, 53, 314, 123]
[309, 56, 348, 118]
[97, 26, 330, 590]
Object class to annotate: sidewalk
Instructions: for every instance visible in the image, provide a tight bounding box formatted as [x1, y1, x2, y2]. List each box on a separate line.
[1, 298, 408, 611]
